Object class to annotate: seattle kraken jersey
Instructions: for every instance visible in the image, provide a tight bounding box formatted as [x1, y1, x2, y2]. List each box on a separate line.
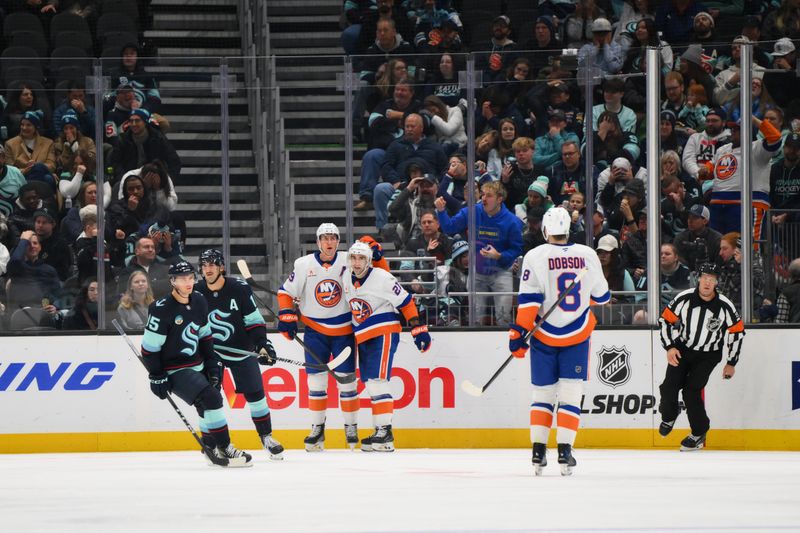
[342, 266, 418, 343]
[195, 276, 267, 361]
[277, 251, 353, 336]
[517, 243, 610, 347]
[141, 292, 213, 374]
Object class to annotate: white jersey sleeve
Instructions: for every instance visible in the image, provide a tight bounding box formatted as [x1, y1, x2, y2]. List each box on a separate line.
[343, 267, 417, 343]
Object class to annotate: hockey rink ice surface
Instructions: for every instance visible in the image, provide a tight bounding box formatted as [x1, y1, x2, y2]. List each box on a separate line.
[3, 448, 800, 533]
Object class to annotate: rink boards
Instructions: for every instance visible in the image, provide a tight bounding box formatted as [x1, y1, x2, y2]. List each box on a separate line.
[1, 329, 799, 453]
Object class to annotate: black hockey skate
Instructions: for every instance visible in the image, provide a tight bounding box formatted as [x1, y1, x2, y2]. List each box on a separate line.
[557, 443, 577, 476]
[679, 433, 706, 451]
[261, 433, 285, 460]
[345, 424, 359, 451]
[214, 444, 253, 468]
[361, 425, 394, 452]
[304, 423, 325, 452]
[659, 419, 675, 437]
[531, 443, 547, 476]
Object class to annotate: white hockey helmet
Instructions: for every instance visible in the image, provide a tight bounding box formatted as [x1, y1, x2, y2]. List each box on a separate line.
[347, 240, 373, 277]
[541, 206, 572, 240]
[316, 223, 340, 240]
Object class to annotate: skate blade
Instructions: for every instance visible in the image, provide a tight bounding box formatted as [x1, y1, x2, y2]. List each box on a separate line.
[220, 456, 253, 468]
[361, 444, 373, 452]
[372, 443, 395, 452]
[533, 464, 545, 476]
[680, 444, 705, 452]
[559, 463, 574, 476]
[268, 450, 285, 461]
[347, 442, 358, 451]
[304, 443, 325, 452]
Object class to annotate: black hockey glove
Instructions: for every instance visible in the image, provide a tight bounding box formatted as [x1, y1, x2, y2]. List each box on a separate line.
[255, 338, 277, 366]
[205, 360, 224, 390]
[149, 373, 170, 400]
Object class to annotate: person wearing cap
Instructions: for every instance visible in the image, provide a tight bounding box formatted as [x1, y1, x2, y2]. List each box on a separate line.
[595, 233, 635, 308]
[52, 81, 96, 139]
[769, 132, 800, 228]
[110, 107, 181, 184]
[534, 109, 580, 169]
[763, 37, 800, 110]
[386, 164, 441, 247]
[33, 207, 73, 282]
[589, 78, 637, 136]
[577, 17, 624, 76]
[691, 11, 717, 44]
[595, 156, 644, 210]
[474, 15, 519, 81]
[605, 176, 646, 233]
[54, 110, 97, 176]
[0, 144, 27, 219]
[655, 0, 706, 44]
[105, 42, 162, 114]
[103, 83, 138, 147]
[400, 209, 453, 304]
[713, 35, 767, 106]
[660, 110, 689, 157]
[4, 110, 57, 189]
[673, 203, 722, 272]
[515, 176, 554, 224]
[548, 139, 590, 206]
[681, 106, 730, 181]
[563, 0, 607, 48]
[524, 15, 561, 78]
[526, 81, 581, 139]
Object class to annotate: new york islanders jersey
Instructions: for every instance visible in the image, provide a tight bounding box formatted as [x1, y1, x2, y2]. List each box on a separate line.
[517, 243, 610, 347]
[342, 267, 418, 344]
[141, 292, 213, 374]
[277, 251, 353, 336]
[194, 276, 267, 361]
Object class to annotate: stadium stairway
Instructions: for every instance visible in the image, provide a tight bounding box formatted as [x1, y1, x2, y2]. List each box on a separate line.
[142, 0, 267, 268]
[266, 0, 382, 253]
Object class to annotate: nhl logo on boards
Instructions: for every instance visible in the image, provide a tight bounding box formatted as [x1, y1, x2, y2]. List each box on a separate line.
[597, 346, 631, 388]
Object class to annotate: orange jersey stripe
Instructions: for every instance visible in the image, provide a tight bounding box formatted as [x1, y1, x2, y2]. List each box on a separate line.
[399, 300, 419, 322]
[379, 334, 391, 380]
[301, 315, 353, 336]
[516, 306, 539, 330]
[340, 398, 359, 413]
[533, 313, 596, 347]
[728, 320, 745, 333]
[557, 411, 580, 431]
[371, 401, 394, 415]
[309, 398, 328, 412]
[530, 410, 553, 427]
[661, 307, 679, 324]
[355, 324, 401, 343]
[277, 292, 295, 310]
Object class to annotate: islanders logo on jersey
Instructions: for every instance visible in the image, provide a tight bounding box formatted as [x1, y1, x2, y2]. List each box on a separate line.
[349, 298, 373, 324]
[315, 279, 343, 308]
[715, 153, 738, 181]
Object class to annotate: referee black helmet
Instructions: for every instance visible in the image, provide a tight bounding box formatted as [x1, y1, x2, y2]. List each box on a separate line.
[697, 262, 721, 278]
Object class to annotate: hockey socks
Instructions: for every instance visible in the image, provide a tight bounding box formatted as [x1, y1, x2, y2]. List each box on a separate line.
[556, 404, 581, 446]
[307, 372, 328, 426]
[245, 395, 273, 436]
[203, 407, 232, 449]
[338, 374, 359, 425]
[530, 402, 554, 444]
[366, 379, 393, 428]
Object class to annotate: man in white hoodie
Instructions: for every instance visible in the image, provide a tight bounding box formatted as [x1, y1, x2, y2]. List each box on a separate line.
[682, 107, 730, 181]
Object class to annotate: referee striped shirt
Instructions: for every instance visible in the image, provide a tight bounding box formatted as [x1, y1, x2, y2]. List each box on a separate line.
[659, 288, 745, 365]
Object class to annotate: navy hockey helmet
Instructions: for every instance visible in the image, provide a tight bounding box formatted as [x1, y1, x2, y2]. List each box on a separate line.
[169, 260, 195, 277]
[697, 262, 721, 278]
[199, 248, 225, 267]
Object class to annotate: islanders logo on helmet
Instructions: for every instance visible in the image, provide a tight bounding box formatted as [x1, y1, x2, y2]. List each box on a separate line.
[349, 298, 373, 324]
[715, 153, 738, 180]
[314, 279, 343, 308]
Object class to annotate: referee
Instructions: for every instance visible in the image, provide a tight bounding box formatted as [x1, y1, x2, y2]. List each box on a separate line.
[657, 263, 745, 451]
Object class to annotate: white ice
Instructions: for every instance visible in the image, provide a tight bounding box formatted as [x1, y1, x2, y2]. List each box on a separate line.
[3, 449, 799, 533]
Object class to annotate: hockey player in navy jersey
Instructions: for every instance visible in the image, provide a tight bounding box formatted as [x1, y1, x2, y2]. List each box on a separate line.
[141, 260, 252, 467]
[195, 249, 285, 460]
[343, 240, 432, 452]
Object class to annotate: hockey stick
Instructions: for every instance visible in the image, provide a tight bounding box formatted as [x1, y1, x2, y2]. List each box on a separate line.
[214, 344, 351, 372]
[461, 267, 590, 397]
[235, 259, 357, 385]
[111, 319, 229, 467]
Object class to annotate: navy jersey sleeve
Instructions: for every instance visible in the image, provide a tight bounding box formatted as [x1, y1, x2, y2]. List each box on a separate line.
[141, 298, 171, 374]
[236, 278, 268, 347]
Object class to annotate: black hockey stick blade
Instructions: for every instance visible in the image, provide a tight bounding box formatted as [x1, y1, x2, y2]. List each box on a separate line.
[111, 319, 229, 467]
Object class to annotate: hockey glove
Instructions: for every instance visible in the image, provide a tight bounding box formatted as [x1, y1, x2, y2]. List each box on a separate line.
[205, 360, 224, 390]
[278, 309, 298, 341]
[508, 324, 530, 359]
[149, 373, 170, 400]
[411, 325, 432, 353]
[256, 337, 277, 366]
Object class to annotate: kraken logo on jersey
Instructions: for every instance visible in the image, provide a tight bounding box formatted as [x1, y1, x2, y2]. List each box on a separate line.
[349, 298, 373, 324]
[208, 310, 235, 342]
[315, 279, 343, 308]
[180, 322, 201, 356]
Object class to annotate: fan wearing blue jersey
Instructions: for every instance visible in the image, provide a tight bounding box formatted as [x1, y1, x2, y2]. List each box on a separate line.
[141, 261, 252, 467]
[195, 249, 284, 460]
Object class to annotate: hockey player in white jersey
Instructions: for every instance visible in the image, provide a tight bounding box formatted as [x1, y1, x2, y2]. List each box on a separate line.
[342, 241, 432, 452]
[509, 207, 610, 475]
[277, 223, 359, 451]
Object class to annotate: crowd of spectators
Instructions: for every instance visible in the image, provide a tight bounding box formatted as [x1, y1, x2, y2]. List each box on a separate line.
[0, 1, 183, 331]
[343, 0, 800, 325]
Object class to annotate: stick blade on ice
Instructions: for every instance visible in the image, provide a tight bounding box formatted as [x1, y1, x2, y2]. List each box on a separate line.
[236, 259, 253, 280]
[460, 380, 484, 397]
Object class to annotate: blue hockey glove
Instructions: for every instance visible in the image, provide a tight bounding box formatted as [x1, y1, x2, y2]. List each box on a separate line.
[149, 373, 170, 399]
[205, 360, 223, 390]
[278, 309, 298, 340]
[411, 325, 432, 353]
[508, 324, 529, 359]
[256, 337, 277, 366]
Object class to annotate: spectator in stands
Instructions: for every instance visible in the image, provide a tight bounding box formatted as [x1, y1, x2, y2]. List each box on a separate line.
[357, 18, 415, 86]
[363, 58, 409, 123]
[678, 45, 717, 108]
[775, 258, 800, 323]
[106, 172, 156, 242]
[1, 85, 50, 142]
[534, 109, 580, 169]
[662, 72, 688, 117]
[614, 0, 657, 45]
[620, 18, 674, 75]
[577, 18, 624, 76]
[116, 270, 154, 330]
[365, 78, 422, 152]
[104, 83, 137, 149]
[566, 192, 588, 242]
[400, 209, 452, 295]
[384, 168, 440, 247]
[115, 235, 170, 297]
[682, 107, 730, 182]
[655, 0, 706, 45]
[678, 83, 710, 134]
[522, 206, 547, 254]
[499, 58, 535, 113]
[596, 234, 635, 305]
[547, 139, 588, 206]
[414, 17, 465, 63]
[475, 85, 525, 139]
[474, 130, 498, 176]
[487, 118, 517, 179]
[714, 36, 766, 109]
[118, 160, 178, 214]
[740, 15, 772, 66]
[425, 52, 464, 107]
[74, 203, 119, 285]
[53, 81, 95, 139]
[591, 78, 637, 135]
[660, 110, 689, 159]
[501, 137, 547, 211]
[474, 15, 519, 83]
[564, 0, 607, 48]
[525, 15, 561, 78]
[674, 204, 722, 272]
[423, 95, 466, 156]
[434, 181, 523, 326]
[631, 242, 694, 322]
[596, 156, 645, 214]
[763, 38, 800, 116]
[762, 0, 800, 41]
[106, 43, 162, 114]
[60, 177, 109, 243]
[514, 176, 553, 223]
[7, 182, 43, 243]
[111, 109, 180, 184]
[33, 207, 72, 281]
[661, 174, 701, 240]
[725, 76, 775, 131]
[689, 11, 717, 47]
[604, 178, 646, 234]
[353, 0, 414, 55]
[437, 238, 469, 326]
[770, 132, 800, 226]
[63, 277, 98, 330]
[621, 210, 648, 285]
[54, 111, 96, 176]
[591, 111, 640, 170]
[6, 230, 62, 311]
[762, 106, 791, 165]
[0, 213, 9, 275]
[4, 111, 57, 190]
[0, 145, 27, 218]
[437, 154, 468, 215]
[528, 81, 582, 140]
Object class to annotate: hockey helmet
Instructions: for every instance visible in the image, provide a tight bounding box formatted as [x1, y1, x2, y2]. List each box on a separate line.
[169, 260, 195, 277]
[697, 262, 721, 278]
[348, 240, 373, 277]
[199, 248, 225, 267]
[316, 223, 340, 240]
[541, 206, 572, 240]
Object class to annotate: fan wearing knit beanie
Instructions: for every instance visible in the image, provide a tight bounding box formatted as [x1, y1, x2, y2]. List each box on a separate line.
[54, 110, 97, 178]
[514, 176, 554, 223]
[4, 110, 57, 189]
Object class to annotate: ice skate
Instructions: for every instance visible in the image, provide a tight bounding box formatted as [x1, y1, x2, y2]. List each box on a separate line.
[214, 444, 253, 468]
[557, 443, 577, 476]
[261, 434, 285, 460]
[362, 425, 394, 452]
[345, 424, 359, 451]
[659, 419, 675, 437]
[304, 423, 325, 452]
[680, 433, 706, 451]
[531, 443, 547, 476]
